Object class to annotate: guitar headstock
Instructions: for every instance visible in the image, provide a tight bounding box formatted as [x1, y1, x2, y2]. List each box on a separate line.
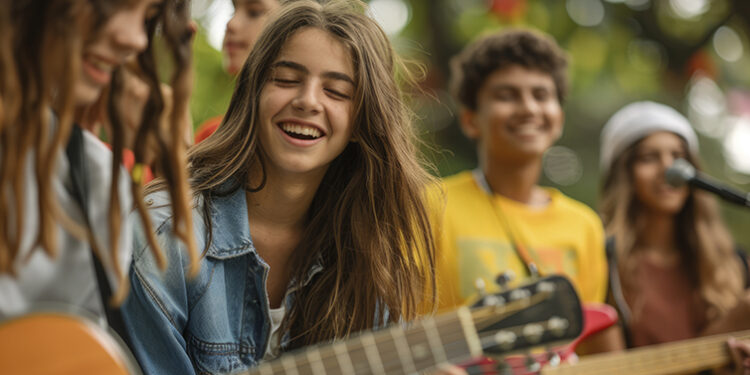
[469, 275, 584, 357]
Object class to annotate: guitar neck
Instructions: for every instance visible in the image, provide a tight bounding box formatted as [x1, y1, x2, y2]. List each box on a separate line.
[247, 307, 483, 375]
[543, 329, 750, 375]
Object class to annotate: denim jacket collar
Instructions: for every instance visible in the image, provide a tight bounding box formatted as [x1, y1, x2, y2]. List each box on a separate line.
[203, 185, 255, 259]
[202, 182, 324, 283]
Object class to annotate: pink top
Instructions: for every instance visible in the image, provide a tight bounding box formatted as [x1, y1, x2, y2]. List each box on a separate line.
[622, 254, 707, 347]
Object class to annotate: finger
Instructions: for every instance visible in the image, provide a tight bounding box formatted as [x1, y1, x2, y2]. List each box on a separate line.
[729, 338, 745, 375]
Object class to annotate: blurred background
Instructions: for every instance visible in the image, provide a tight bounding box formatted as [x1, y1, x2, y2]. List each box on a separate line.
[189, 0, 750, 247]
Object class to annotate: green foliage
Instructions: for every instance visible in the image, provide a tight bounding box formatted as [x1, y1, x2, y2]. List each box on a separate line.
[190, 26, 235, 130]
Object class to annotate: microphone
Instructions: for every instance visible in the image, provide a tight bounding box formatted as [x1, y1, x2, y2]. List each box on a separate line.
[665, 159, 750, 208]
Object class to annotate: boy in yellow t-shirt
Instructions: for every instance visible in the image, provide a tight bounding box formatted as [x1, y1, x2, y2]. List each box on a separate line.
[434, 29, 607, 312]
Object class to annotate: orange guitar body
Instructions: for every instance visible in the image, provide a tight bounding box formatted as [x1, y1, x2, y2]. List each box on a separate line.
[0, 312, 139, 375]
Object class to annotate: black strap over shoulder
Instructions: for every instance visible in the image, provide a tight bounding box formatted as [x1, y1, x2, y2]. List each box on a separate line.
[735, 246, 750, 289]
[605, 236, 634, 347]
[65, 125, 132, 345]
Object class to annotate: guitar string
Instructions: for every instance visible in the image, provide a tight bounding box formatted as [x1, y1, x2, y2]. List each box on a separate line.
[548, 334, 746, 375]
[261, 316, 750, 374]
[261, 332, 470, 375]
[260, 312, 549, 375]
[263, 310, 471, 372]
[260, 317, 474, 374]
[258, 313, 470, 374]
[274, 301, 530, 373]
[257, 292, 556, 374]
[362, 291, 558, 373]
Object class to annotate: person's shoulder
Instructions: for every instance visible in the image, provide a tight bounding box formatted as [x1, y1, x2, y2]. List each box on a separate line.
[547, 189, 602, 224]
[441, 170, 477, 193]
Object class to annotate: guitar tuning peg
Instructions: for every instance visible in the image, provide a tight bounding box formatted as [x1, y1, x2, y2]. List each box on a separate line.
[494, 361, 513, 375]
[509, 288, 532, 303]
[535, 280, 556, 294]
[524, 354, 541, 373]
[527, 263, 540, 279]
[474, 278, 487, 297]
[547, 316, 569, 337]
[522, 323, 544, 344]
[493, 330, 517, 351]
[546, 350, 562, 367]
[494, 271, 515, 290]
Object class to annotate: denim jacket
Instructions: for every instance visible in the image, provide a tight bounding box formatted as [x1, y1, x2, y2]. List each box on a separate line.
[122, 185, 322, 375]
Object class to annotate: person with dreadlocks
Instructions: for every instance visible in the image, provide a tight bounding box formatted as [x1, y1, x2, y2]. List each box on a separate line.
[0, 0, 198, 337]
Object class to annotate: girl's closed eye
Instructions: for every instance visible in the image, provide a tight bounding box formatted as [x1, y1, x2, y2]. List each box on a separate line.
[272, 73, 300, 85]
[325, 86, 351, 100]
[274, 78, 298, 84]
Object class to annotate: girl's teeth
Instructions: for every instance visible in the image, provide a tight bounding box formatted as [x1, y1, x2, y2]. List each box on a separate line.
[282, 123, 321, 138]
[91, 59, 112, 72]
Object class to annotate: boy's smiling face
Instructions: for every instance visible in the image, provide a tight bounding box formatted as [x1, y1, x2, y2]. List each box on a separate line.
[461, 64, 564, 164]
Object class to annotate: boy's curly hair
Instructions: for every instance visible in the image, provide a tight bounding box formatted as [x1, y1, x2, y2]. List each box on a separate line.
[450, 28, 568, 110]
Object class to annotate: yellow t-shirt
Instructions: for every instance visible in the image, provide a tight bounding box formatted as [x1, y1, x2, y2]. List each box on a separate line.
[432, 170, 607, 312]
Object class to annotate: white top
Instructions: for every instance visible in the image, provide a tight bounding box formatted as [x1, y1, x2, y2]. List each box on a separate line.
[0, 130, 133, 321]
[263, 305, 287, 360]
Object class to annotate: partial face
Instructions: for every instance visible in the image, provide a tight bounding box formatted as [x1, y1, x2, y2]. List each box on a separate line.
[631, 131, 690, 215]
[74, 0, 162, 106]
[257, 27, 356, 178]
[462, 64, 563, 163]
[222, 0, 279, 75]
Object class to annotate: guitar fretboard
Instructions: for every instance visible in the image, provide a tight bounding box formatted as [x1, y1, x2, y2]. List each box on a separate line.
[542, 329, 750, 375]
[247, 307, 482, 375]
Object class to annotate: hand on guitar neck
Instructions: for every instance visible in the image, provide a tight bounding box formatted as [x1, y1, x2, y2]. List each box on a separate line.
[727, 337, 750, 375]
[704, 291, 750, 338]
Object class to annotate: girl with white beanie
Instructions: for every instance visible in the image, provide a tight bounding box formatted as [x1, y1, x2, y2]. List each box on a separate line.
[599, 101, 750, 361]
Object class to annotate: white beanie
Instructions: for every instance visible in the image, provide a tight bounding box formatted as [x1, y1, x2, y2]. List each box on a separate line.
[600, 101, 699, 174]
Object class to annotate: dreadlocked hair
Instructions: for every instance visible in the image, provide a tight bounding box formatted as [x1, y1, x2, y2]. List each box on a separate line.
[0, 0, 199, 305]
[0, 0, 84, 272]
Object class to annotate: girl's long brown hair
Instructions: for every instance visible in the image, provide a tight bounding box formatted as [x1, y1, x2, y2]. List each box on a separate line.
[600, 137, 743, 322]
[0, 0, 198, 304]
[184, 0, 437, 349]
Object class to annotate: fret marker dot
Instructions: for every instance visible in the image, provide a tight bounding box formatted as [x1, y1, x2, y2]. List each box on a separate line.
[412, 344, 428, 359]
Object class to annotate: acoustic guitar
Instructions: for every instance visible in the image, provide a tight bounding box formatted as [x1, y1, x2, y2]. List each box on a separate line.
[0, 275, 584, 375]
[0, 310, 140, 375]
